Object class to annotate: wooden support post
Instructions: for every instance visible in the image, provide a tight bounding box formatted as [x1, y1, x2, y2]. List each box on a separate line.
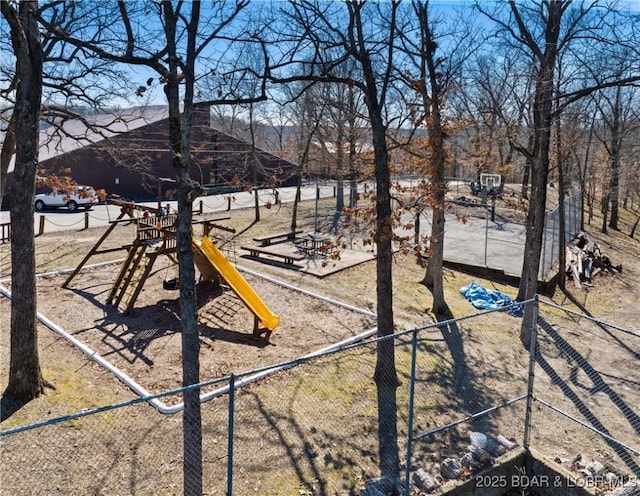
[84, 212, 89, 230]
[252, 316, 271, 342]
[63, 210, 131, 288]
[38, 215, 45, 236]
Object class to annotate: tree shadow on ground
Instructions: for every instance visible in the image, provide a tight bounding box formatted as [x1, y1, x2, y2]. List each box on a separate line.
[243, 386, 377, 495]
[69, 287, 181, 366]
[428, 302, 497, 433]
[248, 390, 330, 494]
[68, 279, 271, 369]
[559, 287, 640, 360]
[535, 315, 640, 475]
[230, 219, 258, 241]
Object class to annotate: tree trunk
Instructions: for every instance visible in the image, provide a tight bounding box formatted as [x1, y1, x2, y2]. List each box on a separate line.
[162, 3, 202, 494]
[601, 192, 609, 234]
[607, 87, 622, 231]
[335, 122, 345, 216]
[414, 211, 421, 264]
[371, 114, 401, 479]
[588, 179, 595, 225]
[424, 118, 447, 314]
[355, 6, 400, 480]
[415, 1, 447, 316]
[521, 160, 531, 200]
[579, 119, 595, 232]
[253, 187, 260, 222]
[517, 2, 563, 349]
[248, 109, 261, 223]
[348, 88, 358, 210]
[555, 98, 566, 292]
[372, 158, 400, 481]
[424, 98, 447, 314]
[2, 0, 45, 402]
[291, 168, 302, 232]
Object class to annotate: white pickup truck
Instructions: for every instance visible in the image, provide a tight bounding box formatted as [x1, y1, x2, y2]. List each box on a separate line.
[34, 186, 98, 212]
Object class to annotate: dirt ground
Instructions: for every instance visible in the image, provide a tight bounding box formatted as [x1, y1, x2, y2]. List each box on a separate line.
[15, 261, 377, 401]
[1, 194, 639, 495]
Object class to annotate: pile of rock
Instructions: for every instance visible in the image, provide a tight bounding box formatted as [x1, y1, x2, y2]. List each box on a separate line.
[411, 431, 518, 493]
[552, 454, 636, 495]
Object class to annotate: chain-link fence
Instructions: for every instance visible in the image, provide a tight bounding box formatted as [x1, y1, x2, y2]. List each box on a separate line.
[2, 299, 638, 495]
[540, 193, 583, 278]
[532, 301, 640, 490]
[427, 188, 582, 280]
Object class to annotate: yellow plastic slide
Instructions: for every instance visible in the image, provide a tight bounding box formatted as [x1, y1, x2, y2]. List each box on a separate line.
[193, 236, 280, 331]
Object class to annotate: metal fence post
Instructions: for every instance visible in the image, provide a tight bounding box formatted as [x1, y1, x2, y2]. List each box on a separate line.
[578, 192, 583, 231]
[227, 374, 236, 496]
[523, 296, 539, 450]
[484, 213, 489, 267]
[404, 330, 419, 496]
[573, 194, 577, 235]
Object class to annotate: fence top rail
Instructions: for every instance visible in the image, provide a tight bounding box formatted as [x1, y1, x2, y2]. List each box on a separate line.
[539, 300, 639, 338]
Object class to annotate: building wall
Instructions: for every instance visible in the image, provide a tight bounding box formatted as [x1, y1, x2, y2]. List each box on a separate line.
[3, 106, 299, 208]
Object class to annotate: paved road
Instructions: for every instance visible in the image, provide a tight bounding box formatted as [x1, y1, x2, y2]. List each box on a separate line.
[1, 182, 529, 279]
[0, 185, 332, 232]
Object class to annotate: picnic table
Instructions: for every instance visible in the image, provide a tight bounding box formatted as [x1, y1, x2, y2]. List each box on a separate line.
[294, 233, 334, 259]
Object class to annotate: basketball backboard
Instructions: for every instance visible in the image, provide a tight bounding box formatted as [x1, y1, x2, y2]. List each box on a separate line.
[480, 173, 502, 188]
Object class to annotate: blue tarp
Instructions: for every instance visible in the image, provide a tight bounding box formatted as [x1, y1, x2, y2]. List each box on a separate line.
[459, 281, 524, 317]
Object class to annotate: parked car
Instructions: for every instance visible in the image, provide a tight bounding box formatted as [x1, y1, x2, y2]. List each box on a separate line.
[34, 186, 98, 212]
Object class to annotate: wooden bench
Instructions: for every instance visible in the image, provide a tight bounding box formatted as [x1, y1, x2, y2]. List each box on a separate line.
[240, 245, 306, 265]
[252, 229, 303, 246]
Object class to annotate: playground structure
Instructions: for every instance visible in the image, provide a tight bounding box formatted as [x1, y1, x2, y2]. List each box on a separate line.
[63, 198, 280, 337]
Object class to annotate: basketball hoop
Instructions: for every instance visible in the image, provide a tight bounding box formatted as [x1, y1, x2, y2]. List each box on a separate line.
[480, 173, 502, 188]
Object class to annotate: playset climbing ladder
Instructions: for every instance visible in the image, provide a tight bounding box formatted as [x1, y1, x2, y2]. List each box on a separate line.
[106, 213, 178, 314]
[108, 240, 153, 313]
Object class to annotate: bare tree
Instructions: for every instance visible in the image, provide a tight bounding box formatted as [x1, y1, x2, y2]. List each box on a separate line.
[478, 0, 640, 346]
[0, 0, 153, 410]
[396, 1, 477, 317]
[279, 82, 328, 233]
[592, 85, 638, 232]
[1, 0, 45, 406]
[303, 59, 369, 217]
[269, 0, 405, 484]
[480, 2, 569, 340]
[451, 51, 532, 185]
